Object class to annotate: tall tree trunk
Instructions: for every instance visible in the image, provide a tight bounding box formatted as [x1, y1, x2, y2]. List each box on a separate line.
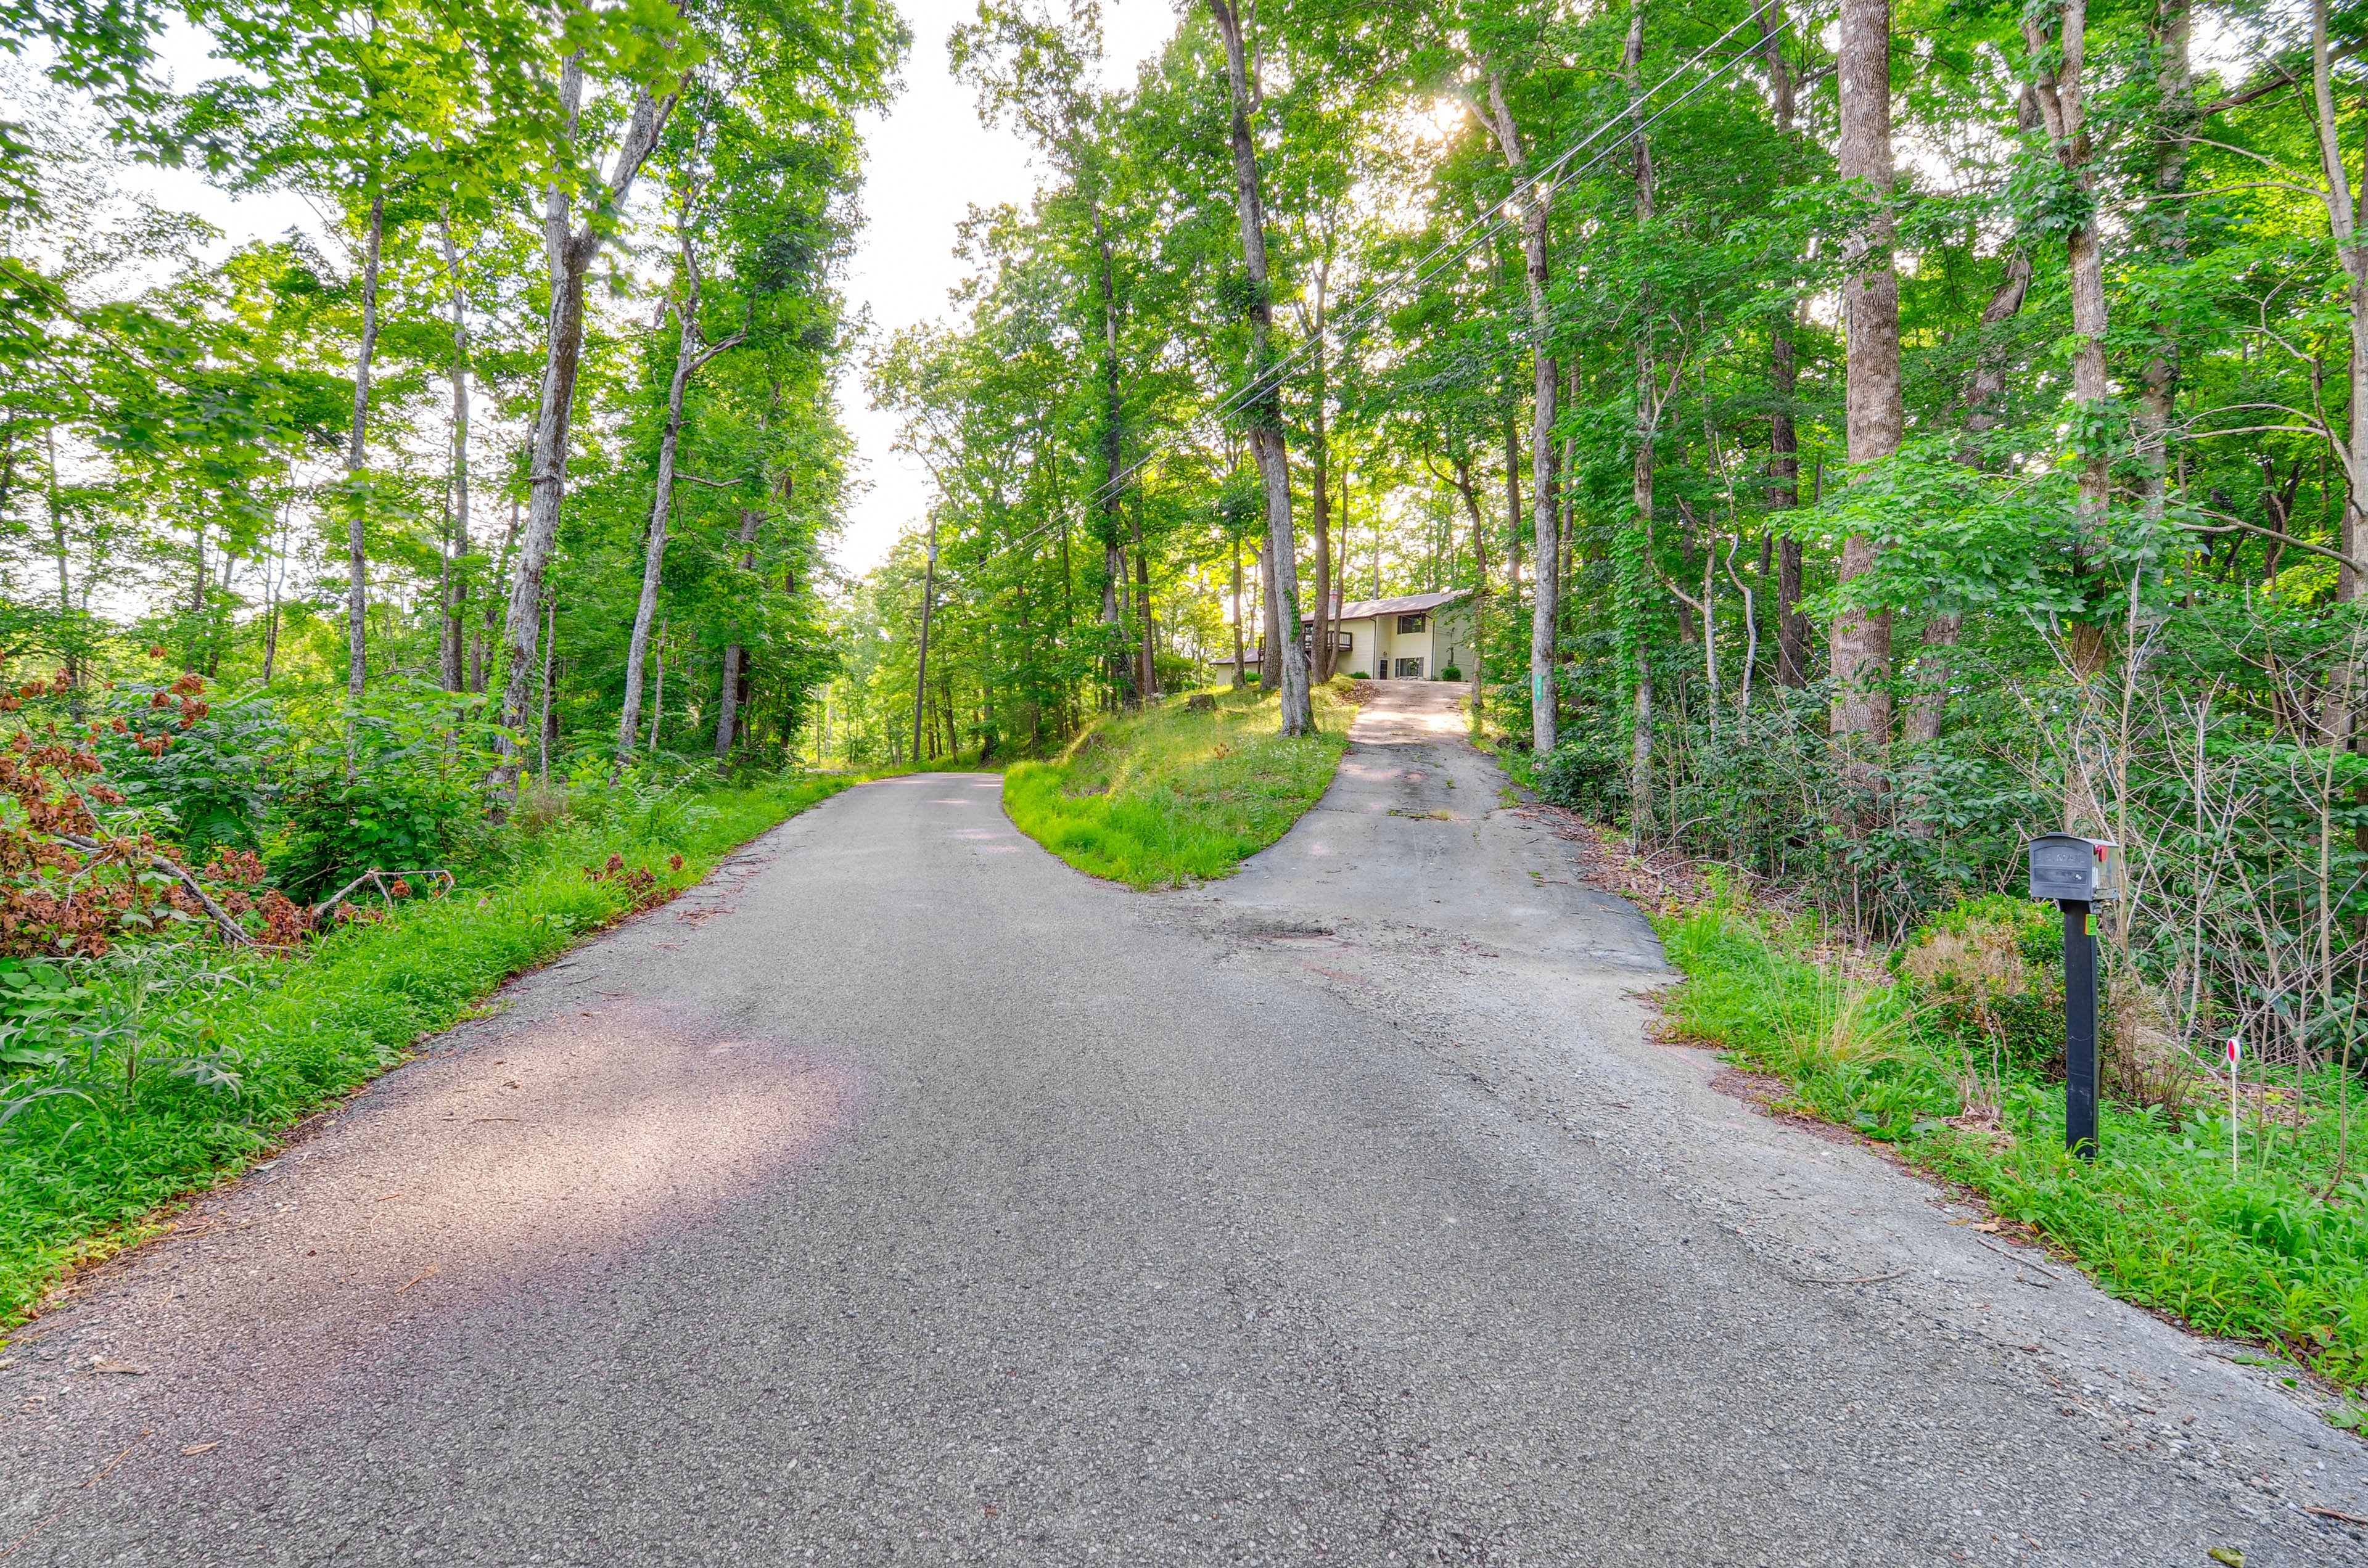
[1627, 639, 1656, 841]
[646, 626, 665, 752]
[1770, 311, 1811, 689]
[2028, 0, 2113, 683]
[1959, 253, 2033, 453]
[1132, 499, 1157, 700]
[440, 211, 471, 693]
[1777, 527, 1809, 688]
[1093, 202, 1133, 707]
[619, 228, 740, 761]
[1624, 4, 1659, 832]
[1833, 0, 1901, 758]
[538, 592, 556, 782]
[1208, 0, 1312, 734]
[1449, 456, 1490, 712]
[1482, 70, 1560, 752]
[1231, 529, 1247, 687]
[1759, 8, 1812, 691]
[1307, 266, 1336, 681]
[2308, 0, 2366, 778]
[1906, 249, 2034, 748]
[262, 483, 288, 685]
[1100, 547, 1127, 703]
[495, 60, 672, 793]
[1339, 468, 1352, 605]
[482, 490, 520, 694]
[1899, 613, 1965, 747]
[1907, 88, 2044, 749]
[1502, 414, 1523, 621]
[716, 507, 763, 758]
[1559, 362, 1577, 604]
[42, 425, 75, 696]
[345, 190, 385, 749]
[43, 425, 65, 622]
[914, 520, 937, 761]
[1260, 537, 1281, 689]
[2137, 0, 2191, 532]
[186, 520, 208, 676]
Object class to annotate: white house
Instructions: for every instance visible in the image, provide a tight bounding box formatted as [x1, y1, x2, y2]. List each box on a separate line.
[1214, 588, 1474, 683]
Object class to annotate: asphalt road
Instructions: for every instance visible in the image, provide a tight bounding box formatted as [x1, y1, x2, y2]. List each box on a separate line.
[3, 683, 2362, 1566]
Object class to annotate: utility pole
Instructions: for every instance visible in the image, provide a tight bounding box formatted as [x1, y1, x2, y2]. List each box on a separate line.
[913, 516, 939, 765]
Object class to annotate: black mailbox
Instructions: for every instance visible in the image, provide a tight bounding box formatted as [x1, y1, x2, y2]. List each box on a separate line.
[2027, 834, 2123, 1160]
[2028, 834, 2124, 903]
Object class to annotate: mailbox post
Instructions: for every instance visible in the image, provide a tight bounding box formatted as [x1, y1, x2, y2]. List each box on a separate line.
[2028, 834, 2124, 1159]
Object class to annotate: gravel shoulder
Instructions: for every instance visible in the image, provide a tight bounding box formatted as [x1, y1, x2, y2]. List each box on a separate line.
[0, 694, 2359, 1566]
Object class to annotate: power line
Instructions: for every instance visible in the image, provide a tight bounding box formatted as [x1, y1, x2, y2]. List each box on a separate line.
[1062, 2, 1788, 516]
[1253, 15, 1776, 413]
[944, 4, 1789, 582]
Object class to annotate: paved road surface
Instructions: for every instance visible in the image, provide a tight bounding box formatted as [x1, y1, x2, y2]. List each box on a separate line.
[3, 683, 2361, 1566]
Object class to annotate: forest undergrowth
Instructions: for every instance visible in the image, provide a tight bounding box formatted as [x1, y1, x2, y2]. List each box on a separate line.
[0, 769, 847, 1329]
[1003, 679, 1358, 889]
[1624, 856, 2368, 1413]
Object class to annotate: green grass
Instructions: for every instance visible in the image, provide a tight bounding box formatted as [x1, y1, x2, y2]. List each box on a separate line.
[1655, 889, 2368, 1397]
[1003, 683, 1355, 889]
[0, 773, 847, 1328]
[1489, 740, 1541, 797]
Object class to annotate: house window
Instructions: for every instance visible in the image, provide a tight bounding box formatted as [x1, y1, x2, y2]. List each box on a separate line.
[1394, 656, 1424, 679]
[1397, 612, 1428, 633]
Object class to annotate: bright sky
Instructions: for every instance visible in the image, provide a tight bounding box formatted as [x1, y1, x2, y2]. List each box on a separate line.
[837, 0, 1180, 573]
[106, 3, 1186, 578]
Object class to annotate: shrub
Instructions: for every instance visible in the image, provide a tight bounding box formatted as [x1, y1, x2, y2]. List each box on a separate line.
[1536, 720, 1631, 819]
[563, 765, 719, 850]
[1437, 665, 1462, 681]
[268, 770, 487, 904]
[93, 676, 283, 859]
[0, 716, 287, 956]
[265, 680, 508, 902]
[0, 770, 849, 1324]
[1655, 890, 2368, 1388]
[1893, 893, 2066, 1078]
[0, 957, 96, 1071]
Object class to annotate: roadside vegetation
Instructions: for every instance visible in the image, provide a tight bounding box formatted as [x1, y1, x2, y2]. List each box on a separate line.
[1003, 681, 1357, 889]
[1645, 875, 2368, 1407]
[7, 0, 2366, 1430]
[0, 667, 847, 1329]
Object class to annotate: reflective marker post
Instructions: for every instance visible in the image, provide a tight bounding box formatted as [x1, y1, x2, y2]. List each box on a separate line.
[2028, 835, 2124, 1161]
[2226, 1035, 2242, 1178]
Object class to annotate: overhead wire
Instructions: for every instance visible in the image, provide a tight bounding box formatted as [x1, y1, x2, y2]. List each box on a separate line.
[936, 2, 1788, 585]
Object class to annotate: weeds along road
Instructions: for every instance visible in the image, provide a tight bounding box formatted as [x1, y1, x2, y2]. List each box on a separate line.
[3, 683, 2362, 1566]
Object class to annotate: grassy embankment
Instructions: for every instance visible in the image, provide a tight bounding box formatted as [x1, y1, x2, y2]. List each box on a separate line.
[1003, 681, 1358, 888]
[1653, 880, 2368, 1408]
[0, 774, 847, 1327]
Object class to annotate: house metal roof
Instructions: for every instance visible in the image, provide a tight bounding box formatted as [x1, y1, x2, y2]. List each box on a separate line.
[1307, 588, 1469, 623]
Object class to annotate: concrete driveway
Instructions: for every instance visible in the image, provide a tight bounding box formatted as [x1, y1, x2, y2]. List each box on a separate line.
[1, 694, 2360, 1566]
